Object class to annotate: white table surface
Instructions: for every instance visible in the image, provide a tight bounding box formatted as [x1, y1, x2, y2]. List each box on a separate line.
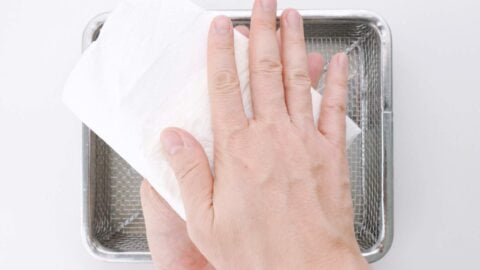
[1, 0, 479, 269]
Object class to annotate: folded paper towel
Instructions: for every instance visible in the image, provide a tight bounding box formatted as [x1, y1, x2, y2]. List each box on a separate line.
[63, 0, 361, 219]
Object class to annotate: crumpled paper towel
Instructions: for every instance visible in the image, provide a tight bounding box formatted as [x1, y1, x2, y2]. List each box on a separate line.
[63, 0, 361, 219]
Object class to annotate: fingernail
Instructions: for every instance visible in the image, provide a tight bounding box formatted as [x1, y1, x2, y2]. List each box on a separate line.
[214, 16, 231, 35]
[259, 0, 275, 12]
[336, 53, 348, 69]
[286, 9, 301, 28]
[160, 130, 184, 155]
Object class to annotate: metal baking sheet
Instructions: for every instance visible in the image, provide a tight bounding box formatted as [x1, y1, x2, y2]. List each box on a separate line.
[81, 10, 393, 263]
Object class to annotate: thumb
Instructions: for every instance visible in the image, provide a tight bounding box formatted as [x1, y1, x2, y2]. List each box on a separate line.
[160, 128, 214, 231]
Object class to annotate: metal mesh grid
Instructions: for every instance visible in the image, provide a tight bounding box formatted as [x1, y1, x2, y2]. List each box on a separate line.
[91, 136, 147, 251]
[87, 19, 384, 254]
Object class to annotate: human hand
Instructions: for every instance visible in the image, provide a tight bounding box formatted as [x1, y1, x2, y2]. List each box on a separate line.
[144, 0, 370, 268]
[140, 23, 326, 269]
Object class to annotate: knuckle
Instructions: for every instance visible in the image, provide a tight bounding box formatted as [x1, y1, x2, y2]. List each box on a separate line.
[252, 58, 283, 76]
[285, 69, 311, 89]
[330, 77, 348, 90]
[255, 19, 277, 31]
[287, 37, 305, 47]
[214, 41, 234, 52]
[309, 159, 326, 176]
[323, 101, 347, 115]
[210, 70, 240, 94]
[328, 233, 351, 252]
[175, 161, 202, 185]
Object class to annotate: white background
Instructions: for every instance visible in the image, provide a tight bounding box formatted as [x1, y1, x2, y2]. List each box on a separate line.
[1, 0, 479, 269]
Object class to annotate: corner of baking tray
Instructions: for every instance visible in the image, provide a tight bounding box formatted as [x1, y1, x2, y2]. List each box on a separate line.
[80, 129, 152, 262]
[82, 12, 109, 50]
[81, 230, 151, 263]
[363, 214, 394, 263]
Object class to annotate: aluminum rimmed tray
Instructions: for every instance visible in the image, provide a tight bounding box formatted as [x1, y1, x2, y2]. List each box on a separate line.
[81, 10, 393, 263]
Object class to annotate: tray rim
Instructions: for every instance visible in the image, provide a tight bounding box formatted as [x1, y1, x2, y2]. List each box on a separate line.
[80, 9, 393, 263]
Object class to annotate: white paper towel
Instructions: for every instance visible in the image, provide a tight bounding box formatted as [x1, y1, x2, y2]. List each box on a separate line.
[63, 0, 361, 219]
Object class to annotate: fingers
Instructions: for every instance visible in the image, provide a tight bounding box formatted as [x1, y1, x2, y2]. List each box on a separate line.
[235, 24, 323, 90]
[318, 53, 349, 147]
[160, 128, 214, 230]
[280, 9, 313, 126]
[249, 0, 288, 121]
[240, 24, 323, 90]
[307, 52, 324, 88]
[234, 25, 250, 37]
[208, 16, 248, 132]
[140, 181, 213, 270]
